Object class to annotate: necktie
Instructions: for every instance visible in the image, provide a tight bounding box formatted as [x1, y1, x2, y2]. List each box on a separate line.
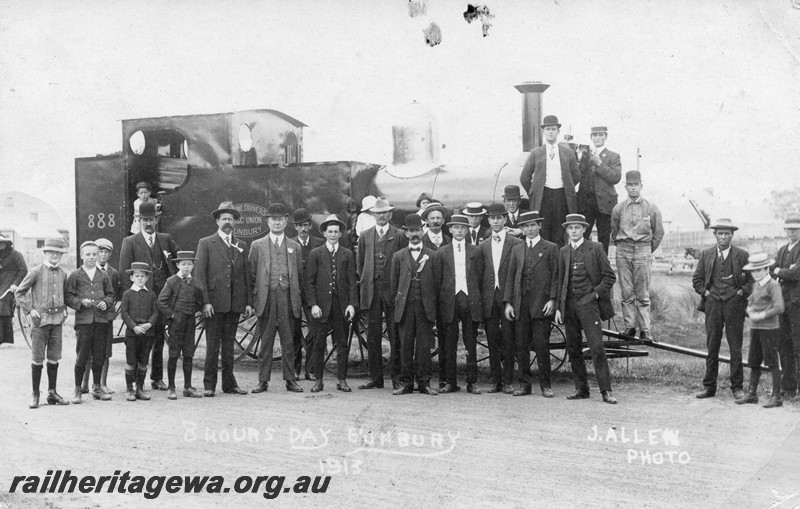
[225, 235, 231, 247]
[549, 146, 555, 160]
[378, 228, 385, 239]
[472, 230, 477, 243]
[147, 235, 153, 247]
[431, 234, 441, 246]
[183, 276, 191, 285]
[528, 240, 534, 249]
[493, 234, 500, 242]
[457, 243, 461, 253]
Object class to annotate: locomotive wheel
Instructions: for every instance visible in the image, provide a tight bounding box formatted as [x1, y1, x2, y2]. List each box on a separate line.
[192, 313, 260, 369]
[530, 322, 567, 372]
[14, 305, 33, 348]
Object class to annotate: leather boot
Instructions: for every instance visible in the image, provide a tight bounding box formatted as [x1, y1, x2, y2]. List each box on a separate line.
[71, 386, 83, 405]
[29, 391, 40, 409]
[92, 384, 112, 401]
[764, 368, 783, 408]
[47, 390, 69, 405]
[737, 371, 759, 404]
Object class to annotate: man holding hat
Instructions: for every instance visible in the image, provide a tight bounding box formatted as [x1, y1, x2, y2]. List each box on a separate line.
[119, 200, 179, 390]
[357, 197, 407, 390]
[610, 170, 664, 341]
[555, 214, 618, 404]
[504, 211, 559, 397]
[480, 203, 523, 393]
[692, 218, 752, 399]
[577, 126, 622, 253]
[0, 233, 27, 345]
[771, 211, 800, 399]
[194, 202, 253, 397]
[304, 214, 358, 393]
[249, 203, 304, 393]
[290, 208, 324, 381]
[390, 214, 441, 395]
[463, 202, 489, 245]
[502, 185, 525, 238]
[519, 115, 581, 248]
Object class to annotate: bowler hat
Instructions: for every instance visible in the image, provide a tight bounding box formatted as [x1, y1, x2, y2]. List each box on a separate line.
[624, 171, 642, 184]
[292, 208, 312, 224]
[371, 198, 395, 213]
[41, 238, 68, 253]
[421, 202, 448, 220]
[502, 185, 522, 200]
[590, 126, 608, 134]
[541, 115, 561, 128]
[126, 262, 152, 274]
[319, 214, 346, 233]
[743, 252, 774, 271]
[519, 211, 543, 225]
[402, 214, 424, 230]
[447, 214, 471, 227]
[710, 218, 738, 232]
[562, 213, 590, 228]
[95, 238, 113, 251]
[361, 196, 377, 212]
[211, 201, 241, 220]
[265, 203, 289, 217]
[462, 202, 487, 216]
[486, 203, 507, 217]
[135, 181, 152, 191]
[173, 251, 197, 263]
[135, 201, 161, 218]
[783, 211, 800, 229]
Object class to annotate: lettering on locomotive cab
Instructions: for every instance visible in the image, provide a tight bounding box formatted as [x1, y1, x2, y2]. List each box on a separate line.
[232, 203, 269, 238]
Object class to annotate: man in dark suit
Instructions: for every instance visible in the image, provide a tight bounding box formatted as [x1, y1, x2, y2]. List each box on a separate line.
[357, 198, 408, 390]
[463, 203, 489, 246]
[290, 208, 324, 381]
[248, 203, 304, 393]
[480, 203, 523, 393]
[692, 218, 752, 399]
[390, 214, 441, 396]
[194, 201, 253, 397]
[555, 214, 617, 404]
[519, 115, 581, 247]
[577, 126, 622, 253]
[304, 215, 358, 393]
[502, 185, 524, 238]
[772, 211, 800, 398]
[438, 214, 483, 394]
[504, 211, 559, 397]
[420, 201, 450, 383]
[119, 201, 179, 390]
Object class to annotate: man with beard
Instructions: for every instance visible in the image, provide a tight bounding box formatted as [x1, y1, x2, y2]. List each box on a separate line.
[290, 208, 324, 381]
[0, 234, 27, 345]
[194, 202, 252, 397]
[119, 201, 179, 390]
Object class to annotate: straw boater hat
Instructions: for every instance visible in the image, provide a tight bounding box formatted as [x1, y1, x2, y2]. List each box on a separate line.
[462, 202, 487, 216]
[562, 213, 590, 228]
[211, 201, 241, 220]
[173, 251, 197, 263]
[319, 214, 346, 233]
[783, 211, 800, 229]
[41, 238, 68, 253]
[743, 253, 774, 271]
[421, 201, 448, 220]
[371, 198, 395, 213]
[265, 203, 289, 217]
[710, 218, 738, 232]
[447, 214, 471, 227]
[135, 201, 161, 218]
[519, 211, 543, 225]
[486, 203, 507, 217]
[292, 208, 312, 224]
[402, 214, 424, 230]
[541, 115, 561, 128]
[126, 262, 152, 274]
[95, 238, 113, 251]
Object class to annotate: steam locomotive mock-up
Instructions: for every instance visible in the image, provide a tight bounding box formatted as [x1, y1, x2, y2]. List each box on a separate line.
[74, 82, 551, 260]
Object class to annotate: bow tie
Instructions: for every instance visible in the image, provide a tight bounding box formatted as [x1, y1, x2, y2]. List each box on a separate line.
[182, 276, 191, 283]
[493, 235, 501, 242]
[410, 247, 421, 252]
[49, 266, 60, 272]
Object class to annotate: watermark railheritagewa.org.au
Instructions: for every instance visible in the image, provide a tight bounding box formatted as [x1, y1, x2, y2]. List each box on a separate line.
[8, 470, 331, 500]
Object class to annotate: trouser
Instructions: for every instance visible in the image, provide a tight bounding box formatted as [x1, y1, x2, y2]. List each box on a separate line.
[485, 289, 515, 385]
[516, 294, 552, 389]
[581, 199, 611, 253]
[436, 316, 447, 381]
[778, 304, 800, 394]
[125, 334, 154, 389]
[616, 242, 653, 332]
[204, 311, 241, 392]
[150, 315, 166, 382]
[74, 323, 109, 386]
[366, 279, 400, 383]
[256, 286, 296, 382]
[0, 315, 13, 345]
[539, 187, 568, 247]
[702, 295, 745, 392]
[444, 292, 478, 385]
[310, 294, 349, 380]
[748, 328, 782, 395]
[31, 324, 63, 364]
[292, 310, 310, 376]
[398, 299, 434, 387]
[565, 294, 611, 393]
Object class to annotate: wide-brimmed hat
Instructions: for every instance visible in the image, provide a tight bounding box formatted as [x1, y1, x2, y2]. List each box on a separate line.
[783, 211, 800, 229]
[402, 214, 424, 230]
[371, 198, 395, 213]
[462, 202, 487, 216]
[126, 262, 152, 274]
[624, 171, 642, 184]
[486, 203, 507, 217]
[136, 201, 161, 218]
[266, 203, 289, 217]
[743, 253, 774, 271]
[562, 213, 590, 228]
[292, 208, 312, 224]
[590, 126, 608, 134]
[421, 202, 448, 220]
[173, 251, 197, 263]
[447, 214, 471, 227]
[415, 192, 434, 208]
[361, 196, 377, 212]
[541, 115, 561, 128]
[41, 238, 68, 253]
[95, 238, 113, 251]
[0, 234, 12, 246]
[319, 214, 346, 233]
[519, 211, 543, 225]
[135, 181, 152, 191]
[502, 185, 522, 200]
[710, 218, 738, 232]
[211, 201, 241, 220]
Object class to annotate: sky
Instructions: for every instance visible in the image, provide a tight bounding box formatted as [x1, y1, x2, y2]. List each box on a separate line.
[2, 0, 799, 235]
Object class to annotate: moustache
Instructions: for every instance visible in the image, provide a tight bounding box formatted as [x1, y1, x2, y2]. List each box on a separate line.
[221, 224, 234, 232]
[410, 235, 421, 242]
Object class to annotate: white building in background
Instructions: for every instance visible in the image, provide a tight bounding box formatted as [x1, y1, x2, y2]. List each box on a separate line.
[0, 192, 69, 266]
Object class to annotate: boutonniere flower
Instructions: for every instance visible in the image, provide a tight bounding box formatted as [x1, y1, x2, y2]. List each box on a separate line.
[163, 250, 170, 259]
[288, 247, 295, 254]
[233, 241, 244, 253]
[417, 254, 429, 273]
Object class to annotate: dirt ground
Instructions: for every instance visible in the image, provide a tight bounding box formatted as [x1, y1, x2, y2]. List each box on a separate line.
[1, 336, 799, 509]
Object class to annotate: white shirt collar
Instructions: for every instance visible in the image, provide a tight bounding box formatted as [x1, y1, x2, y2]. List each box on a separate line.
[453, 239, 466, 249]
[527, 235, 541, 248]
[327, 242, 338, 254]
[141, 231, 154, 242]
[491, 229, 506, 242]
[269, 232, 284, 245]
[131, 283, 148, 292]
[218, 230, 232, 243]
[718, 245, 731, 257]
[570, 238, 585, 249]
[757, 273, 772, 286]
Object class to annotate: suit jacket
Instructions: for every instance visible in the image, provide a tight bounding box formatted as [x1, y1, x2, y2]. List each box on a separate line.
[248, 236, 304, 319]
[520, 143, 581, 213]
[156, 274, 209, 319]
[99, 264, 120, 321]
[772, 241, 800, 305]
[466, 225, 489, 246]
[0, 248, 27, 316]
[438, 242, 483, 323]
[421, 230, 451, 251]
[195, 232, 252, 314]
[119, 231, 179, 292]
[556, 240, 616, 321]
[65, 267, 116, 325]
[479, 233, 522, 318]
[692, 245, 752, 312]
[304, 244, 358, 321]
[504, 238, 559, 320]
[390, 246, 441, 324]
[576, 147, 622, 215]
[504, 213, 525, 238]
[291, 235, 324, 276]
[357, 224, 408, 309]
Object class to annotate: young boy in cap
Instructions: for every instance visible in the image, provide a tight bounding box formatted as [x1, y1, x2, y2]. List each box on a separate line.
[120, 262, 159, 401]
[66, 241, 116, 404]
[130, 181, 160, 234]
[737, 253, 785, 408]
[15, 238, 71, 408]
[157, 251, 209, 399]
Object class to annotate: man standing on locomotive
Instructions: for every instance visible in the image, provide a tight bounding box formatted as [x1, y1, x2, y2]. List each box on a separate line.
[119, 201, 179, 391]
[194, 202, 252, 397]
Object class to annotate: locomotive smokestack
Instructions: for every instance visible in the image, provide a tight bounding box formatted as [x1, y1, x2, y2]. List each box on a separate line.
[514, 81, 550, 152]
